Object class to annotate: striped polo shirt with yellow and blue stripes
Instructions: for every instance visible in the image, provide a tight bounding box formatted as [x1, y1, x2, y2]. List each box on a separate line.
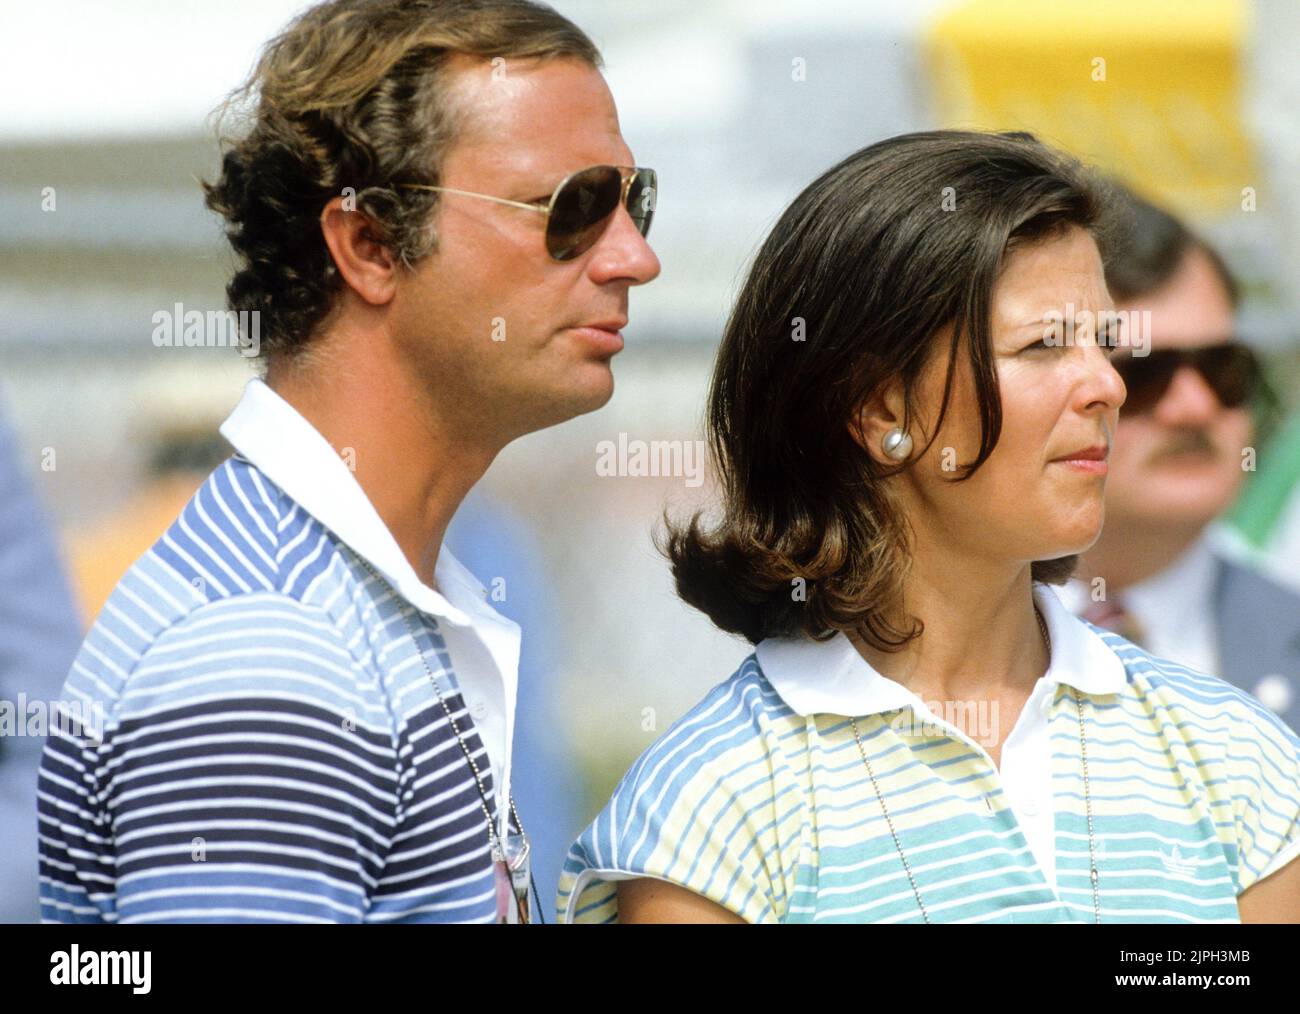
[558, 582, 1300, 923]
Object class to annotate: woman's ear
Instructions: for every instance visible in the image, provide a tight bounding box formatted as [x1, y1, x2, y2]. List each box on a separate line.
[850, 381, 911, 467]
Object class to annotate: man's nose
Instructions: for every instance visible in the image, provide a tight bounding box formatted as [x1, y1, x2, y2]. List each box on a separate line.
[1153, 364, 1222, 425]
[588, 205, 661, 286]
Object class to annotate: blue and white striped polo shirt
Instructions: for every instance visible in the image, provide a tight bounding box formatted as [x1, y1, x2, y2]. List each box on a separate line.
[37, 378, 522, 923]
[558, 582, 1300, 923]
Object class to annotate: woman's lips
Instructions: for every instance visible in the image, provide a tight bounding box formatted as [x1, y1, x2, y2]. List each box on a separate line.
[1051, 457, 1108, 475]
[1050, 443, 1108, 474]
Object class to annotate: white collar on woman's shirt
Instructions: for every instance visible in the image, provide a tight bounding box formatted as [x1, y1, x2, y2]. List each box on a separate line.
[755, 581, 1128, 897]
[218, 376, 522, 834]
[755, 581, 1127, 719]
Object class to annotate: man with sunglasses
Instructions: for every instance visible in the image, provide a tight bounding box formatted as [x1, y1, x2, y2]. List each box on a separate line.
[37, 0, 659, 924]
[1062, 186, 1300, 734]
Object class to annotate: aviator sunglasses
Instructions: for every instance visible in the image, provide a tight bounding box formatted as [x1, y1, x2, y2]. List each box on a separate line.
[1108, 342, 1261, 415]
[397, 164, 656, 261]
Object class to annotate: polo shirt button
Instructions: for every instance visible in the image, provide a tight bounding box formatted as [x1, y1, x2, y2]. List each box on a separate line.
[1022, 798, 1040, 817]
[469, 697, 488, 720]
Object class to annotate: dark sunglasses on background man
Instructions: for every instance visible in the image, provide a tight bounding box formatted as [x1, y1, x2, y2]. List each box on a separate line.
[1108, 342, 1262, 415]
[397, 164, 656, 261]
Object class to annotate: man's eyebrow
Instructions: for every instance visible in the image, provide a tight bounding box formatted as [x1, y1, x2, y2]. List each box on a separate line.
[518, 171, 575, 200]
[502, 172, 549, 193]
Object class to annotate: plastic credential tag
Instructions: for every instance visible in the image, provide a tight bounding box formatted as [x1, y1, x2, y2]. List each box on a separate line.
[493, 831, 531, 924]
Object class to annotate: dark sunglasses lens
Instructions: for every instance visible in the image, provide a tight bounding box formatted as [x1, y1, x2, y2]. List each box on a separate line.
[625, 169, 656, 238]
[1113, 344, 1259, 413]
[546, 166, 622, 261]
[1113, 351, 1178, 414]
[1196, 345, 1258, 408]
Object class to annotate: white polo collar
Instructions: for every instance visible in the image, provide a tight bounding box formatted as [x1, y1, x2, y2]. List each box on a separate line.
[755, 581, 1128, 718]
[219, 377, 523, 838]
[218, 376, 510, 633]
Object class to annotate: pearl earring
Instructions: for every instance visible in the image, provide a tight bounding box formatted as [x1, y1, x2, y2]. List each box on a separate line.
[881, 427, 913, 462]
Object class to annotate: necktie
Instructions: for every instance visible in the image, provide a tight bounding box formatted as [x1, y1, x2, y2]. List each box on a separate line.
[1081, 597, 1148, 649]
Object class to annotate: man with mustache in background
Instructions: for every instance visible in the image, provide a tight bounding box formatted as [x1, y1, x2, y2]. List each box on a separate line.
[1064, 186, 1300, 735]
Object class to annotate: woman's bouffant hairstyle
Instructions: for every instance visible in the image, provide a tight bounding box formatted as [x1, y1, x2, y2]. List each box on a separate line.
[662, 130, 1118, 651]
[201, 0, 601, 361]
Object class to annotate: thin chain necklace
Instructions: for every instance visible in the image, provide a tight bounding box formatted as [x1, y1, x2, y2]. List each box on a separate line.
[360, 559, 536, 923]
[850, 606, 1101, 923]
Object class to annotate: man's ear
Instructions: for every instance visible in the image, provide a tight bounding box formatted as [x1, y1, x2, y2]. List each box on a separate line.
[849, 380, 911, 467]
[319, 196, 399, 307]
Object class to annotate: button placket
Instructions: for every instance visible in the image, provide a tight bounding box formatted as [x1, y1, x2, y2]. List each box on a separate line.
[1004, 686, 1063, 899]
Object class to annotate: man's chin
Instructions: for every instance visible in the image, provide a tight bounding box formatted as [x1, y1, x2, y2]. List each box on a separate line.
[1110, 500, 1223, 534]
[527, 367, 615, 431]
[1145, 476, 1238, 519]
[572, 383, 615, 417]
[571, 359, 616, 409]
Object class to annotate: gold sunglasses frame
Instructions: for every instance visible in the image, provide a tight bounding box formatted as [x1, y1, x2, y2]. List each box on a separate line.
[395, 164, 655, 259]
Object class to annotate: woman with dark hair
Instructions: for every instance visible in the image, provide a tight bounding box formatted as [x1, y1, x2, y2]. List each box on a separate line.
[556, 130, 1300, 924]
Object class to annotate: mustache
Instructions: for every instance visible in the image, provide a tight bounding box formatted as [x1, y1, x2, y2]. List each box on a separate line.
[1150, 428, 1217, 461]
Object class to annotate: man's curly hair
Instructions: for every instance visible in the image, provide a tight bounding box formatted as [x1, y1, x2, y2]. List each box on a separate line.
[201, 0, 601, 362]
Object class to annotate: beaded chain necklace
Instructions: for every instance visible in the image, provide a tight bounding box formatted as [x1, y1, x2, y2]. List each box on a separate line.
[849, 606, 1101, 923]
[361, 560, 538, 923]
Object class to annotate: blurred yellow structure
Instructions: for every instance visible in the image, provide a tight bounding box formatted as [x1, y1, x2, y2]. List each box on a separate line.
[66, 473, 207, 627]
[925, 0, 1256, 217]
